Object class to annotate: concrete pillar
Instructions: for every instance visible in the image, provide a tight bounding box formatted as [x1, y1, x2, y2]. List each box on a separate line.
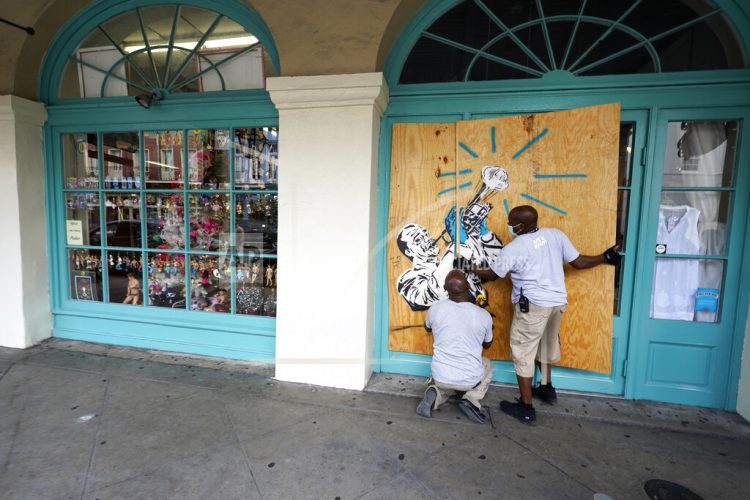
[0, 95, 50, 348]
[267, 73, 388, 390]
[737, 295, 750, 420]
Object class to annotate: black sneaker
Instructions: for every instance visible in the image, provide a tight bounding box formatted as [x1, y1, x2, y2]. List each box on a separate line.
[500, 400, 536, 424]
[416, 387, 437, 418]
[458, 400, 486, 424]
[531, 384, 558, 405]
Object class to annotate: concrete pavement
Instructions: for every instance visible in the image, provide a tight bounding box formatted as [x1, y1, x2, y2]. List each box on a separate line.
[1, 340, 749, 499]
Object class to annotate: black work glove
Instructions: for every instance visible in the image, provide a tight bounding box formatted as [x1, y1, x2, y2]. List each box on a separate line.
[603, 245, 621, 266]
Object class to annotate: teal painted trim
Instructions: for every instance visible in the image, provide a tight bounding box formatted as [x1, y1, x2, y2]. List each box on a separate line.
[54, 314, 275, 362]
[534, 0, 556, 70]
[386, 83, 750, 119]
[566, 0, 644, 72]
[46, 92, 278, 128]
[167, 13, 224, 89]
[384, 0, 750, 89]
[473, 0, 549, 72]
[389, 71, 750, 100]
[626, 106, 750, 408]
[384, 0, 461, 88]
[725, 194, 750, 410]
[39, 0, 280, 104]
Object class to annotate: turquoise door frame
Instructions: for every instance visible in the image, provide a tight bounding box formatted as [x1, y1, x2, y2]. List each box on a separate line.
[374, 81, 750, 407]
[44, 94, 279, 361]
[627, 106, 750, 409]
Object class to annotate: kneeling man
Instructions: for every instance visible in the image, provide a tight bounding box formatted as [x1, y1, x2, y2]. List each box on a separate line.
[416, 270, 493, 423]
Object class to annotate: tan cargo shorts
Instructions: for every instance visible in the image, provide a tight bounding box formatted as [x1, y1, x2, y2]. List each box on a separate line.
[509, 302, 566, 378]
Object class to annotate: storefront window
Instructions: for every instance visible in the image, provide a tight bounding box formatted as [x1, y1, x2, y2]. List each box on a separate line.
[649, 120, 738, 322]
[63, 127, 278, 316]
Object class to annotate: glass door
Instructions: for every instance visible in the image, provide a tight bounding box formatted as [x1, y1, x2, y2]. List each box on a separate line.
[629, 109, 750, 408]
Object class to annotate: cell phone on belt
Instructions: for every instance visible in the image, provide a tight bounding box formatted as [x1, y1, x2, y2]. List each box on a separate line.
[519, 287, 529, 313]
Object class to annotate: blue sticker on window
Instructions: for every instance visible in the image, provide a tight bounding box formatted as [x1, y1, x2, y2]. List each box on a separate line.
[695, 288, 719, 313]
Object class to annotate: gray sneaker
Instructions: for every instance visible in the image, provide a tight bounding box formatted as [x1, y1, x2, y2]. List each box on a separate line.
[458, 400, 486, 424]
[416, 387, 437, 418]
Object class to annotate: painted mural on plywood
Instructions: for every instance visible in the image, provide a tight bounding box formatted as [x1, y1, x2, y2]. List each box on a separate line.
[387, 103, 620, 374]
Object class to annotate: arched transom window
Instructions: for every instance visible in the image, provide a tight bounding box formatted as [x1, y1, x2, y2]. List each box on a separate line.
[400, 0, 746, 84]
[59, 4, 278, 99]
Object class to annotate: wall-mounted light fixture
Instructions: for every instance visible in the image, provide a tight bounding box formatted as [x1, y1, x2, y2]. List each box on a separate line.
[135, 90, 163, 109]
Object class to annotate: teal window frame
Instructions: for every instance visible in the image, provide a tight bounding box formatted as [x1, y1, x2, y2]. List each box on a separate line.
[41, 0, 281, 361]
[375, 0, 750, 408]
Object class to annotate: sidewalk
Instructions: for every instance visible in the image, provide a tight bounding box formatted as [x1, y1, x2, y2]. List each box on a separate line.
[1, 339, 748, 499]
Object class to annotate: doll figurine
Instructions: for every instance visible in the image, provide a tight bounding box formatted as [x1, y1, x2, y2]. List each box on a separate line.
[209, 289, 230, 313]
[265, 265, 274, 287]
[123, 273, 141, 305]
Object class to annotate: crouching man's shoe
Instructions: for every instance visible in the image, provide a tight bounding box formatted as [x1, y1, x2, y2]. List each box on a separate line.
[500, 400, 536, 424]
[531, 383, 558, 405]
[416, 387, 438, 418]
[458, 400, 486, 424]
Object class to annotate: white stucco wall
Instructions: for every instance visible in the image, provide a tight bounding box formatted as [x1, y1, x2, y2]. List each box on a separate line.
[737, 295, 750, 420]
[0, 95, 51, 348]
[268, 73, 387, 390]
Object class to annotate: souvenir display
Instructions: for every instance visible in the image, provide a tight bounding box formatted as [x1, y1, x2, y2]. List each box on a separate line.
[147, 253, 186, 308]
[104, 193, 141, 247]
[188, 194, 230, 251]
[188, 129, 230, 190]
[68, 249, 102, 301]
[144, 130, 184, 189]
[66, 192, 100, 246]
[235, 193, 277, 254]
[233, 127, 278, 190]
[235, 257, 276, 316]
[146, 193, 185, 249]
[102, 132, 140, 191]
[63, 133, 99, 189]
[63, 129, 279, 317]
[106, 250, 143, 304]
[190, 254, 231, 313]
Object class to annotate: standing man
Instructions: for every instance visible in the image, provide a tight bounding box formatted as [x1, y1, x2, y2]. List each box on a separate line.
[473, 205, 619, 424]
[416, 270, 494, 424]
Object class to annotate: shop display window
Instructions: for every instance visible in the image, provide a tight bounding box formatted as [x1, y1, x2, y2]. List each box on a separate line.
[107, 250, 144, 305]
[147, 252, 186, 308]
[188, 129, 230, 189]
[648, 120, 738, 323]
[189, 194, 230, 251]
[68, 249, 103, 302]
[235, 256, 276, 317]
[62, 128, 278, 314]
[189, 254, 231, 312]
[63, 133, 99, 189]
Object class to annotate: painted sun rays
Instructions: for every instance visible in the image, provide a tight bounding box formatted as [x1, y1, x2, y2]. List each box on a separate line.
[457, 125, 589, 216]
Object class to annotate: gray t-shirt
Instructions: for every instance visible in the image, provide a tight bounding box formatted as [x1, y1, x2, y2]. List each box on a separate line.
[425, 299, 493, 387]
[490, 227, 580, 307]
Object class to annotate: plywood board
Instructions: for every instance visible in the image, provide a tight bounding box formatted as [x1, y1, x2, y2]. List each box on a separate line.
[387, 122, 457, 354]
[454, 103, 619, 373]
[387, 104, 620, 374]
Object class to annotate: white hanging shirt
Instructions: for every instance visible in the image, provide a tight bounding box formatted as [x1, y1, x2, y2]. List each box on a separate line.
[651, 205, 701, 321]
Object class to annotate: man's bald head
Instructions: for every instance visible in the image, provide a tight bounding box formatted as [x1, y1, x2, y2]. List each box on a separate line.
[508, 205, 538, 234]
[444, 270, 472, 302]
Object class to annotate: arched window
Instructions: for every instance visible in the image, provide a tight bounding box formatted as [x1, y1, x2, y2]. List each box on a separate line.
[399, 0, 747, 84]
[41, 1, 281, 359]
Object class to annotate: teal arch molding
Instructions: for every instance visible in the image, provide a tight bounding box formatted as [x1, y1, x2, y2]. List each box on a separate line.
[384, 0, 750, 90]
[376, 1, 750, 409]
[38, 0, 280, 104]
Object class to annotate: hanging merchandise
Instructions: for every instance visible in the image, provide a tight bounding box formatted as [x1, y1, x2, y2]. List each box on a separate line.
[651, 205, 701, 320]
